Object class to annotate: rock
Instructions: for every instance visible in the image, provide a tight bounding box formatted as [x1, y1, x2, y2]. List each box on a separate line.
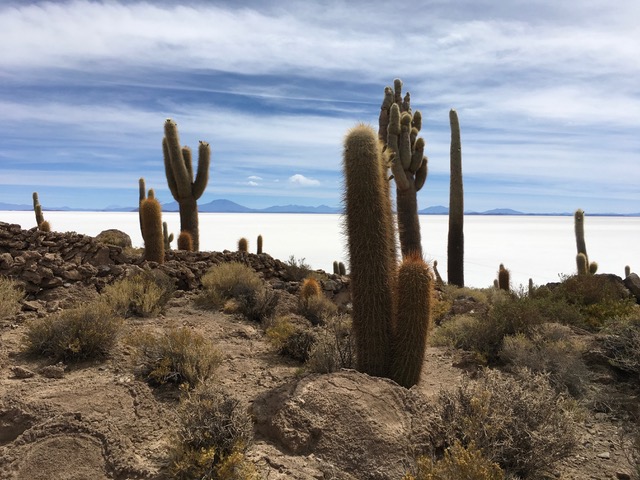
[616, 472, 632, 480]
[40, 364, 66, 379]
[597, 451, 610, 459]
[624, 273, 640, 303]
[10, 366, 36, 379]
[252, 371, 435, 480]
[95, 229, 132, 248]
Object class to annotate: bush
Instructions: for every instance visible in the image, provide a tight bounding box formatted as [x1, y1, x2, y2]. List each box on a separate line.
[0, 276, 23, 320]
[599, 317, 640, 377]
[129, 327, 222, 388]
[500, 323, 588, 396]
[102, 270, 175, 318]
[297, 293, 338, 325]
[431, 368, 576, 478]
[284, 255, 312, 282]
[266, 316, 316, 362]
[405, 441, 504, 480]
[23, 301, 123, 361]
[171, 385, 257, 480]
[430, 314, 479, 349]
[306, 314, 356, 373]
[235, 287, 279, 323]
[200, 262, 263, 308]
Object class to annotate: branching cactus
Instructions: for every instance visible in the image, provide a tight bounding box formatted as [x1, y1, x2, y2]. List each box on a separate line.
[378, 79, 428, 258]
[140, 197, 165, 264]
[162, 119, 210, 251]
[343, 124, 433, 387]
[163, 222, 174, 251]
[574, 209, 597, 274]
[447, 109, 464, 287]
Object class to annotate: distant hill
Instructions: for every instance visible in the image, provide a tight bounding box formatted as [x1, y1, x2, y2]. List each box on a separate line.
[419, 205, 449, 214]
[468, 208, 524, 215]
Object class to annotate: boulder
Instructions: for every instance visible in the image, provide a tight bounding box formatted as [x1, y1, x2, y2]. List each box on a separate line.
[95, 229, 132, 248]
[624, 273, 640, 304]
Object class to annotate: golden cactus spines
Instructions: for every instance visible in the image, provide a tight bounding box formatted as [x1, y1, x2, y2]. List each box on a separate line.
[177, 231, 193, 252]
[391, 254, 434, 388]
[498, 264, 510, 291]
[238, 237, 248, 253]
[300, 277, 322, 300]
[140, 197, 165, 264]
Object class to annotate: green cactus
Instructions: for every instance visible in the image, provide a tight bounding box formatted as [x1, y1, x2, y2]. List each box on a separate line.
[140, 197, 165, 264]
[498, 264, 510, 291]
[576, 253, 588, 275]
[343, 124, 432, 387]
[333, 260, 340, 275]
[378, 79, 428, 258]
[574, 209, 588, 264]
[238, 237, 248, 253]
[447, 109, 464, 287]
[177, 231, 193, 252]
[162, 119, 210, 251]
[343, 124, 396, 377]
[257, 234, 263, 254]
[391, 253, 434, 388]
[32, 192, 47, 230]
[163, 222, 174, 251]
[589, 261, 598, 274]
[432, 259, 444, 287]
[626, 265, 631, 278]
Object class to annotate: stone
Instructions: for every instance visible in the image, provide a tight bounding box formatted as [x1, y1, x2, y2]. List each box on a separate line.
[624, 273, 640, 303]
[597, 451, 610, 459]
[40, 364, 66, 379]
[95, 229, 132, 248]
[10, 366, 36, 379]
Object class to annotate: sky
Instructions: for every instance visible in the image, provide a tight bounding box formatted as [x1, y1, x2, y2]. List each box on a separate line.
[1, 0, 639, 214]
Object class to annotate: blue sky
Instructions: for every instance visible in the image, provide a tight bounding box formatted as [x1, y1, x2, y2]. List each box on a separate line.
[1, 0, 639, 213]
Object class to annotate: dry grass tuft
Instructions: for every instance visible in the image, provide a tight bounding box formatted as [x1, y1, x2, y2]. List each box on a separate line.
[102, 270, 175, 318]
[0, 276, 24, 320]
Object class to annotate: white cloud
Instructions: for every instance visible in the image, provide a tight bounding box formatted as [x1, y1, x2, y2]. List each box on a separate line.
[248, 175, 263, 181]
[289, 174, 320, 186]
[247, 181, 259, 186]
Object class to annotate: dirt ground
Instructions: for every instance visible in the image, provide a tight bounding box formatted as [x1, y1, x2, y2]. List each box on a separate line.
[0, 289, 637, 479]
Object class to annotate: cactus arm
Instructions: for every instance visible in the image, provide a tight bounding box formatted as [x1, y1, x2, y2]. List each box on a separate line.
[163, 119, 191, 199]
[378, 86, 394, 143]
[162, 138, 180, 200]
[409, 137, 424, 173]
[192, 141, 210, 199]
[399, 113, 412, 170]
[182, 146, 193, 182]
[414, 157, 428, 192]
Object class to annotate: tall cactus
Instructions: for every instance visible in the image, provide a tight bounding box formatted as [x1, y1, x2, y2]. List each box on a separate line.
[378, 79, 428, 258]
[140, 197, 164, 264]
[162, 119, 210, 251]
[343, 124, 432, 387]
[574, 209, 597, 274]
[32, 192, 47, 230]
[447, 109, 464, 287]
[343, 124, 396, 377]
[257, 234, 263, 254]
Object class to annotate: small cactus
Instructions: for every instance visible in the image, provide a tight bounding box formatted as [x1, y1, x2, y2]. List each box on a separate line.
[576, 253, 588, 275]
[333, 261, 340, 275]
[589, 261, 598, 274]
[39, 220, 51, 233]
[300, 277, 322, 300]
[625, 265, 631, 278]
[238, 237, 248, 253]
[177, 231, 193, 252]
[32, 192, 49, 230]
[257, 234, 263, 254]
[338, 261, 346, 276]
[528, 278, 534, 296]
[140, 197, 165, 264]
[498, 264, 510, 291]
[163, 221, 174, 251]
[432, 259, 444, 287]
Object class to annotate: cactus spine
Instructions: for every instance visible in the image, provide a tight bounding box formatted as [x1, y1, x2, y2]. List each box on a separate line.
[238, 237, 248, 252]
[32, 192, 48, 230]
[162, 119, 210, 251]
[391, 253, 434, 388]
[378, 79, 428, 258]
[300, 277, 322, 300]
[177, 231, 193, 252]
[343, 124, 396, 377]
[257, 234, 263, 254]
[447, 109, 464, 287]
[498, 264, 510, 291]
[140, 197, 164, 264]
[343, 124, 432, 386]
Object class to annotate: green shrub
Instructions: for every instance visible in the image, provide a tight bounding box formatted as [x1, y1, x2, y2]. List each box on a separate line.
[500, 323, 588, 396]
[266, 316, 316, 362]
[430, 314, 479, 349]
[405, 441, 504, 480]
[102, 270, 175, 318]
[431, 368, 576, 478]
[0, 276, 23, 320]
[200, 262, 263, 308]
[129, 327, 222, 388]
[171, 385, 257, 479]
[306, 314, 356, 373]
[23, 301, 123, 361]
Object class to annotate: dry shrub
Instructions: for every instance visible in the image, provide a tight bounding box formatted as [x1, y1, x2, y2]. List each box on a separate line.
[440, 284, 491, 305]
[23, 301, 123, 361]
[431, 368, 576, 478]
[102, 270, 175, 318]
[0, 276, 23, 320]
[171, 385, 257, 480]
[430, 314, 479, 349]
[200, 262, 263, 308]
[266, 315, 316, 362]
[235, 287, 279, 323]
[306, 314, 355, 373]
[405, 441, 504, 480]
[500, 323, 589, 396]
[284, 255, 312, 282]
[599, 317, 640, 377]
[130, 327, 221, 388]
[297, 293, 337, 325]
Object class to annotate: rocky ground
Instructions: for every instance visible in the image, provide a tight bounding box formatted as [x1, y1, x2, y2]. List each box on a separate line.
[0, 222, 639, 479]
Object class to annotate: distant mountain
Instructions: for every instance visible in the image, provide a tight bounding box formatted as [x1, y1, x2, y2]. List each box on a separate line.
[0, 202, 31, 211]
[162, 199, 253, 213]
[259, 204, 340, 214]
[419, 205, 449, 214]
[470, 208, 525, 216]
